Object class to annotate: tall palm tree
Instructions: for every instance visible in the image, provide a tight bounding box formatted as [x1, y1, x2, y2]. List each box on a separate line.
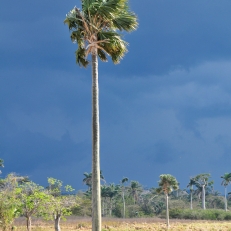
[156, 174, 179, 229]
[64, 1, 137, 230]
[106, 183, 120, 216]
[221, 172, 231, 211]
[121, 177, 128, 218]
[187, 177, 195, 210]
[128, 181, 142, 204]
[193, 173, 213, 210]
[101, 185, 109, 217]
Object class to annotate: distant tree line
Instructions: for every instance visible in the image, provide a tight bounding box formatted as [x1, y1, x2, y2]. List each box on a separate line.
[1, 158, 231, 230]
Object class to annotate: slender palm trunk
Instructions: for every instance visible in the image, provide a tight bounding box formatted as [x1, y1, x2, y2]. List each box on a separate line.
[165, 194, 169, 229]
[91, 51, 101, 231]
[133, 192, 137, 205]
[202, 185, 206, 210]
[102, 198, 105, 217]
[190, 191, 193, 210]
[122, 189, 126, 218]
[225, 186, 227, 212]
[109, 198, 112, 217]
[105, 198, 108, 216]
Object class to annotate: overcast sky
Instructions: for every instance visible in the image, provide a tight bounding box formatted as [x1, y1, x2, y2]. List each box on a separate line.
[1, 1, 231, 192]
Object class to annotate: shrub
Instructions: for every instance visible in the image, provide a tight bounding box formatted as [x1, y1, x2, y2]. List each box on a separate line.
[169, 209, 231, 221]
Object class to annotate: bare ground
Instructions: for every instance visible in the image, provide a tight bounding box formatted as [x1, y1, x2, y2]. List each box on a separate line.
[13, 216, 231, 231]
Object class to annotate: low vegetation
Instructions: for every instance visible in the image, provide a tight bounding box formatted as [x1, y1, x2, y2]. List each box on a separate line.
[1, 158, 231, 230]
[168, 208, 231, 220]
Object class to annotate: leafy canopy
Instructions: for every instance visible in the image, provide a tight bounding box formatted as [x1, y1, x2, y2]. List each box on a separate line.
[64, 0, 138, 67]
[221, 173, 231, 187]
[156, 174, 179, 195]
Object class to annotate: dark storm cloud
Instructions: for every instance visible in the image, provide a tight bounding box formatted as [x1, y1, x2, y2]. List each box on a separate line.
[0, 69, 91, 116]
[115, 0, 231, 76]
[3, 1, 231, 77]
[0, 130, 90, 174]
[144, 141, 177, 164]
[2, 1, 231, 191]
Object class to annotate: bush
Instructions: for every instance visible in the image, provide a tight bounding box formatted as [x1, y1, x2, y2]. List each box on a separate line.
[168, 209, 231, 220]
[126, 205, 144, 218]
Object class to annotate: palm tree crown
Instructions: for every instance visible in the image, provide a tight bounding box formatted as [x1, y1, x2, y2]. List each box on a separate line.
[221, 172, 231, 211]
[156, 174, 179, 195]
[0, 159, 4, 168]
[221, 173, 231, 187]
[83, 170, 105, 189]
[64, 0, 138, 67]
[187, 178, 195, 192]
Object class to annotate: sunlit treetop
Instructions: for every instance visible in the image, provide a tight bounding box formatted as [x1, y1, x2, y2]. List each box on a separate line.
[64, 0, 138, 67]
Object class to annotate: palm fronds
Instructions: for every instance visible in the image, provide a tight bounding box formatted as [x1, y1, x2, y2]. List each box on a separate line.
[64, 0, 138, 67]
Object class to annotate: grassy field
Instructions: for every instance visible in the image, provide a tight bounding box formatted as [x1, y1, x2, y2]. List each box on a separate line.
[13, 217, 231, 231]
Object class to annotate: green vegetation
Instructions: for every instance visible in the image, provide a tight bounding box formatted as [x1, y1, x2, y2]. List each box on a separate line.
[169, 208, 231, 220]
[1, 159, 231, 230]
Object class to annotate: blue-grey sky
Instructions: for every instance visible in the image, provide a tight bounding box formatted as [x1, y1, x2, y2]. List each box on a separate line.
[1, 1, 231, 192]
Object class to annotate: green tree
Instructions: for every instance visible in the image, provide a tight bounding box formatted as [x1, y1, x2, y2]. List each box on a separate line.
[0, 174, 22, 231]
[64, 1, 137, 230]
[45, 178, 78, 231]
[193, 173, 213, 210]
[187, 178, 195, 210]
[101, 185, 108, 217]
[106, 184, 120, 217]
[128, 181, 142, 205]
[121, 177, 129, 218]
[221, 172, 231, 211]
[72, 192, 92, 217]
[156, 174, 179, 229]
[17, 182, 50, 231]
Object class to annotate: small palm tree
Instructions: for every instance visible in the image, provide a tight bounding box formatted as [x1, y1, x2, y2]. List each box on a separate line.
[64, 2, 137, 230]
[187, 177, 196, 210]
[121, 177, 129, 218]
[101, 185, 108, 217]
[128, 181, 142, 204]
[106, 183, 120, 216]
[156, 174, 179, 229]
[221, 172, 231, 211]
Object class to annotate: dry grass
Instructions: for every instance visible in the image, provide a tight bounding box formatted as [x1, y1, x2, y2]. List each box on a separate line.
[13, 217, 231, 231]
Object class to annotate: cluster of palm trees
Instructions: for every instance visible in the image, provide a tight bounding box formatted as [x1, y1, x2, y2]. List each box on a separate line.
[187, 173, 231, 212]
[83, 172, 143, 217]
[82, 171, 179, 228]
[82, 171, 231, 228]
[187, 173, 214, 210]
